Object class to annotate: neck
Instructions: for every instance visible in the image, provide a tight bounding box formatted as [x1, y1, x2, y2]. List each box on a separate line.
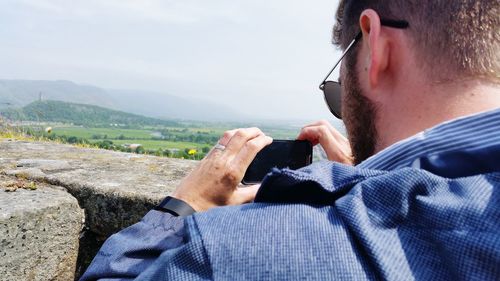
[375, 79, 500, 153]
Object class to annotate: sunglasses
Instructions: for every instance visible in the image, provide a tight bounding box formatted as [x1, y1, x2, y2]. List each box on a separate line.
[319, 19, 409, 119]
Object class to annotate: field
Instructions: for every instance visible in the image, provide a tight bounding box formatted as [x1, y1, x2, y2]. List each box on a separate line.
[50, 127, 213, 151]
[99, 139, 205, 150]
[49, 123, 301, 155]
[52, 127, 154, 139]
[4, 118, 342, 162]
[2, 98, 343, 160]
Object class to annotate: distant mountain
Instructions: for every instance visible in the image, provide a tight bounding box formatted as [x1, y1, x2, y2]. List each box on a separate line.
[105, 89, 245, 121]
[0, 80, 115, 109]
[1, 100, 181, 127]
[0, 79, 245, 121]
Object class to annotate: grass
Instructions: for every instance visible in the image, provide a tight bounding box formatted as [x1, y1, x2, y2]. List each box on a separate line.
[51, 124, 301, 140]
[51, 127, 215, 151]
[0, 128, 101, 149]
[0, 130, 25, 140]
[7, 122, 303, 156]
[92, 139, 209, 150]
[52, 127, 154, 139]
[161, 125, 300, 139]
[51, 126, 300, 150]
[1, 126, 213, 152]
[0, 125, 44, 142]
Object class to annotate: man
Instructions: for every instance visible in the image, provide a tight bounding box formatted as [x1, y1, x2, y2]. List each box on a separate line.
[81, 0, 499, 280]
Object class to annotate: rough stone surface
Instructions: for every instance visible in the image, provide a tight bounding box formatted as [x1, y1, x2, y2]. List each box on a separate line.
[0, 139, 199, 280]
[0, 174, 84, 281]
[0, 139, 197, 237]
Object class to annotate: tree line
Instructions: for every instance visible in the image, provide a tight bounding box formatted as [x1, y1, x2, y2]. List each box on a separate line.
[25, 130, 212, 160]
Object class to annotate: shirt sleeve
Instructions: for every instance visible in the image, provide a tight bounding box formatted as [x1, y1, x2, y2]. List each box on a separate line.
[134, 215, 213, 280]
[79, 210, 186, 281]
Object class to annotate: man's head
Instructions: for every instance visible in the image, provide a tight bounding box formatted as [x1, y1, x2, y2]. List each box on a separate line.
[333, 0, 500, 164]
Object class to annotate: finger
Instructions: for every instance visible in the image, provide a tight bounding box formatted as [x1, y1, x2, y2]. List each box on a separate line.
[298, 120, 347, 145]
[232, 135, 273, 174]
[299, 125, 352, 164]
[207, 129, 238, 158]
[297, 127, 320, 145]
[317, 121, 349, 145]
[298, 124, 335, 146]
[320, 122, 348, 145]
[218, 129, 238, 146]
[231, 184, 260, 205]
[300, 126, 346, 159]
[301, 119, 332, 128]
[297, 120, 332, 144]
[224, 127, 264, 155]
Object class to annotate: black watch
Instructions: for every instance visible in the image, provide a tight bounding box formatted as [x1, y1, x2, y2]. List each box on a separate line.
[155, 196, 196, 217]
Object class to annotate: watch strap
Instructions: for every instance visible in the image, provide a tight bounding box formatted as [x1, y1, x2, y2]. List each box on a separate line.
[155, 196, 196, 217]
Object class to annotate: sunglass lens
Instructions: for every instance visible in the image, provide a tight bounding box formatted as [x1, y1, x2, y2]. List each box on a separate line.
[323, 81, 342, 119]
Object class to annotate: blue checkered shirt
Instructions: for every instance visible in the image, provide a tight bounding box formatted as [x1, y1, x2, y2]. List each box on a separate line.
[81, 109, 500, 281]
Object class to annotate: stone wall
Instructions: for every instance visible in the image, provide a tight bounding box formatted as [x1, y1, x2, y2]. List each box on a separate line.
[0, 140, 197, 280]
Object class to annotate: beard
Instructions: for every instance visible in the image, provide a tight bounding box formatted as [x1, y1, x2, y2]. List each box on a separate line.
[342, 58, 379, 165]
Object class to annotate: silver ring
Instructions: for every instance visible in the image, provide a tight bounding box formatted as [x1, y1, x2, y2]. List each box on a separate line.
[214, 143, 226, 151]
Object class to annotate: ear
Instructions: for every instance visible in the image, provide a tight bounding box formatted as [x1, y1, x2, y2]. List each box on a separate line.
[359, 9, 390, 91]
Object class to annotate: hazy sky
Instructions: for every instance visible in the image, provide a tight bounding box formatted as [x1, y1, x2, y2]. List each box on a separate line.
[0, 0, 343, 121]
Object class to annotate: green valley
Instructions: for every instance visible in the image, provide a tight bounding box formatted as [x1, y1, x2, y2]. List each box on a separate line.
[0, 100, 302, 160]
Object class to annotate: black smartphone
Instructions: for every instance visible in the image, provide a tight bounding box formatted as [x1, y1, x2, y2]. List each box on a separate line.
[242, 140, 313, 185]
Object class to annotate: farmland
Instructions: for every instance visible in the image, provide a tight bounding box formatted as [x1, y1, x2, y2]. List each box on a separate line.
[41, 122, 301, 159]
[1, 99, 327, 160]
[51, 126, 208, 151]
[52, 127, 154, 140]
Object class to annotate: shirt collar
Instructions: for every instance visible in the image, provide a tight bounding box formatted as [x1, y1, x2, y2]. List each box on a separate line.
[357, 108, 500, 171]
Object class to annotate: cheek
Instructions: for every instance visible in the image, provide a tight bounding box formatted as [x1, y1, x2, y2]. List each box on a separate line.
[356, 58, 371, 97]
[348, 46, 371, 97]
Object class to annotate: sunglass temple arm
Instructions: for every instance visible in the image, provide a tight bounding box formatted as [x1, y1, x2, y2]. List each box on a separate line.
[319, 32, 360, 90]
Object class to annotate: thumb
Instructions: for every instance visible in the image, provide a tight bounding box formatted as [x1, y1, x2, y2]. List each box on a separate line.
[232, 184, 260, 204]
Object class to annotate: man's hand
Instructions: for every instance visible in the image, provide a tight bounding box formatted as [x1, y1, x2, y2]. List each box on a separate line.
[171, 127, 273, 212]
[297, 120, 353, 165]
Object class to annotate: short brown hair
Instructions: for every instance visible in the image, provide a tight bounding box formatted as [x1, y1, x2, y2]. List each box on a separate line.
[333, 0, 500, 83]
